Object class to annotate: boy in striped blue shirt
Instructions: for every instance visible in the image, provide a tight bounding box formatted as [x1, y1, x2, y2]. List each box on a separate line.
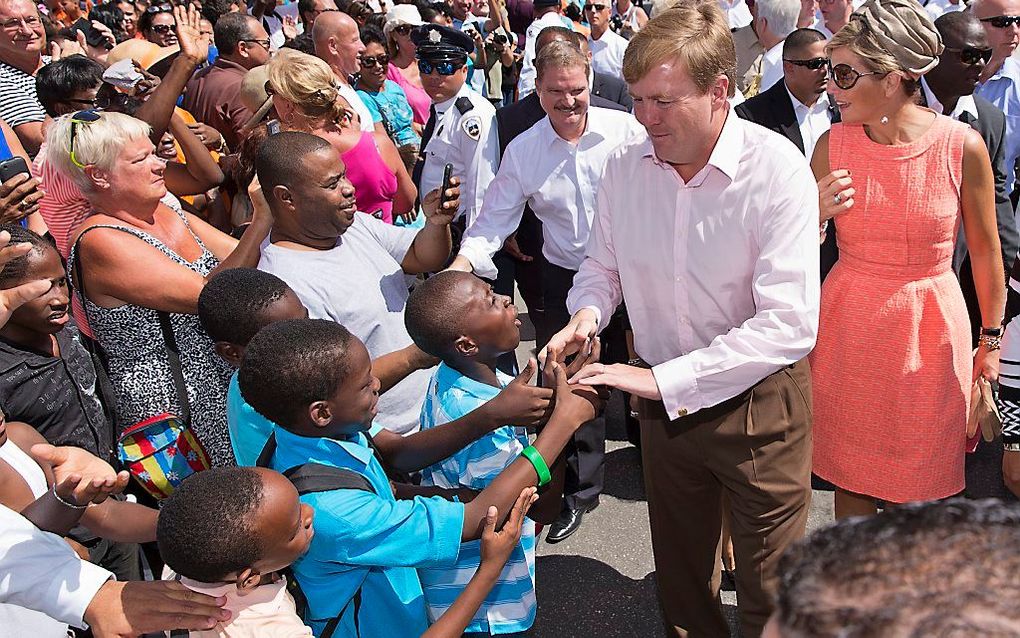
[405, 271, 573, 635]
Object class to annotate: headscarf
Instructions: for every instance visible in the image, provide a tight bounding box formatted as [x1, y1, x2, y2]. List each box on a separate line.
[851, 0, 944, 76]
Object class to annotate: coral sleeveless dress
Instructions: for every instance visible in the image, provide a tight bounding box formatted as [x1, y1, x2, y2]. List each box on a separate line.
[342, 132, 399, 224]
[810, 114, 972, 503]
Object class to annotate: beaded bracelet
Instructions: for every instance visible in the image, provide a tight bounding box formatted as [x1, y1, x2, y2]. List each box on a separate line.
[51, 485, 88, 510]
[521, 445, 551, 487]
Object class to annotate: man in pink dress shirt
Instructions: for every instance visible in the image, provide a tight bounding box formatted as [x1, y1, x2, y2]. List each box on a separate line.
[541, 4, 820, 636]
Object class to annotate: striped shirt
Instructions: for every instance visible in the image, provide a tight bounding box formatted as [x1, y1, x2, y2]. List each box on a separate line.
[0, 58, 47, 129]
[418, 362, 537, 635]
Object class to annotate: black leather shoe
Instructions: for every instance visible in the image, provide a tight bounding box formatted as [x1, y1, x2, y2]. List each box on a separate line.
[545, 503, 598, 544]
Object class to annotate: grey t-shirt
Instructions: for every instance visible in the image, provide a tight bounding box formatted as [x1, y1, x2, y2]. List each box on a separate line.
[258, 214, 432, 434]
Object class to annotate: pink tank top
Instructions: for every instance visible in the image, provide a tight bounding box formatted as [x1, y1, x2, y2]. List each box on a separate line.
[342, 132, 398, 224]
[387, 62, 431, 125]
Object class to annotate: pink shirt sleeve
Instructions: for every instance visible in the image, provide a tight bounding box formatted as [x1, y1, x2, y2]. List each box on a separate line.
[386, 63, 432, 126]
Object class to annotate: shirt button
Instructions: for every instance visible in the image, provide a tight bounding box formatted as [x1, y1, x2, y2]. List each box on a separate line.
[677, 408, 688, 417]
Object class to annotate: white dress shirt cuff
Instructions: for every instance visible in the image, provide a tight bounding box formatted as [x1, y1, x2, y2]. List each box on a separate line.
[575, 305, 604, 330]
[458, 239, 499, 280]
[652, 355, 702, 420]
[66, 560, 115, 629]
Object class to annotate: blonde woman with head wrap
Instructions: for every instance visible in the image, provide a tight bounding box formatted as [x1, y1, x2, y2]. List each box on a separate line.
[266, 49, 418, 223]
[810, 0, 1004, 518]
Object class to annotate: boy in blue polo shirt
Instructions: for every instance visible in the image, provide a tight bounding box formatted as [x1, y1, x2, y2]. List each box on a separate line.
[237, 318, 601, 637]
[405, 271, 574, 635]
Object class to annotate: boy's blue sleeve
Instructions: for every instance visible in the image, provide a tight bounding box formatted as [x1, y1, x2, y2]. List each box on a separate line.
[305, 490, 465, 569]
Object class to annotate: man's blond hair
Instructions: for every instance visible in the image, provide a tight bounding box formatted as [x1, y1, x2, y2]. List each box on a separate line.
[622, 0, 736, 97]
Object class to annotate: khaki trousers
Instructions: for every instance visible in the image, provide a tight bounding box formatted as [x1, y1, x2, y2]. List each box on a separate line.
[638, 359, 813, 638]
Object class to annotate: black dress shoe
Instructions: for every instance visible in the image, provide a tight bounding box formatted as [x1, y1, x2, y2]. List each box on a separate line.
[545, 503, 598, 544]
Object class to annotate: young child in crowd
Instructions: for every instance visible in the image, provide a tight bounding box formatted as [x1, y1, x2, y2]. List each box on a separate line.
[405, 270, 578, 635]
[198, 268, 555, 472]
[237, 318, 600, 636]
[157, 465, 537, 637]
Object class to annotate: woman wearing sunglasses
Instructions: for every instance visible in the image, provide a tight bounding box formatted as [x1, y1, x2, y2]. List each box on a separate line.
[46, 111, 272, 469]
[267, 49, 416, 224]
[138, 3, 178, 47]
[810, 0, 1004, 519]
[357, 25, 422, 174]
[383, 5, 432, 125]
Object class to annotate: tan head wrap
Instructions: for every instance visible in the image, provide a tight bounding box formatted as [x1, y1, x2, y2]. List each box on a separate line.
[851, 0, 944, 76]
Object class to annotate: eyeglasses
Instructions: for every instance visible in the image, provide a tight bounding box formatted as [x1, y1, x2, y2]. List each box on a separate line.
[418, 58, 465, 75]
[145, 3, 173, 13]
[0, 15, 42, 31]
[64, 97, 99, 108]
[979, 14, 1020, 28]
[360, 54, 389, 68]
[584, 3, 608, 11]
[242, 38, 271, 50]
[784, 56, 828, 70]
[150, 23, 176, 34]
[69, 110, 101, 169]
[393, 24, 414, 35]
[945, 45, 993, 65]
[828, 62, 885, 90]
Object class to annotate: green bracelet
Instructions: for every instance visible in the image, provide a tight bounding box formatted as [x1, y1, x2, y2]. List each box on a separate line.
[521, 445, 551, 487]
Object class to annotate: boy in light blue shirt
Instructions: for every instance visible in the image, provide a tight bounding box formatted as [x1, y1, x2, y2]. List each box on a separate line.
[405, 271, 574, 635]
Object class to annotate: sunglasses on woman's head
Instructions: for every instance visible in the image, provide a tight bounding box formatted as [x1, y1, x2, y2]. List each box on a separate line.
[828, 62, 885, 90]
[145, 3, 172, 12]
[418, 59, 464, 75]
[944, 45, 994, 65]
[784, 56, 828, 70]
[69, 110, 102, 169]
[979, 14, 1020, 28]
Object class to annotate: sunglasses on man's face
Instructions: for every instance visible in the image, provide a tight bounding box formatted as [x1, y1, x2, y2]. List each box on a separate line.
[418, 59, 464, 75]
[784, 56, 827, 70]
[944, 45, 993, 65]
[828, 62, 885, 90]
[584, 3, 607, 10]
[360, 54, 389, 68]
[979, 14, 1020, 28]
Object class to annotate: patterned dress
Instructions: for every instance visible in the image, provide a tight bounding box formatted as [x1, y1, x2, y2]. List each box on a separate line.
[68, 210, 234, 467]
[811, 114, 972, 503]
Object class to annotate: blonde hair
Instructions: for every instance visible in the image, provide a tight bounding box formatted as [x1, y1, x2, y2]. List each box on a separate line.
[622, 1, 736, 97]
[266, 49, 347, 126]
[46, 111, 151, 194]
[827, 18, 917, 94]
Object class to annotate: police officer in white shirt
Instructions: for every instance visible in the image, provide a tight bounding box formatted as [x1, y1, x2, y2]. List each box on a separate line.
[412, 24, 499, 229]
[450, 41, 643, 543]
[585, 0, 629, 80]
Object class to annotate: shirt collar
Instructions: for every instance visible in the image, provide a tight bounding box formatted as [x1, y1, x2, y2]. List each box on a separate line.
[272, 423, 375, 468]
[435, 83, 472, 114]
[640, 108, 742, 183]
[921, 77, 979, 120]
[538, 108, 603, 147]
[763, 40, 783, 65]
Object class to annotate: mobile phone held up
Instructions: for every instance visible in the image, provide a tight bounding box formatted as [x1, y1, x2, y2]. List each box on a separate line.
[440, 163, 454, 210]
[0, 156, 29, 184]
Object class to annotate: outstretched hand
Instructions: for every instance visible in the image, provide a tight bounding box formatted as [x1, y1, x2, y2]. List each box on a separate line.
[31, 443, 130, 505]
[486, 358, 553, 428]
[174, 4, 210, 66]
[421, 176, 461, 226]
[479, 487, 537, 569]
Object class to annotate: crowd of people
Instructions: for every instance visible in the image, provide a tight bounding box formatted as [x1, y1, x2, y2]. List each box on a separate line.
[1, 0, 1020, 634]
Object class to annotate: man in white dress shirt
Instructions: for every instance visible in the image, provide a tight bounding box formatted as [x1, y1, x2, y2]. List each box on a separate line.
[755, 0, 802, 92]
[543, 4, 819, 636]
[450, 40, 642, 542]
[585, 0, 628, 80]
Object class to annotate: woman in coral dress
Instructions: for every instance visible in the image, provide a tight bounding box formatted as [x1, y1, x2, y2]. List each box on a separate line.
[810, 0, 1004, 518]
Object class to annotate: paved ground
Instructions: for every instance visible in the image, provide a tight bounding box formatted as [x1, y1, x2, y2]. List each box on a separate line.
[512, 310, 835, 638]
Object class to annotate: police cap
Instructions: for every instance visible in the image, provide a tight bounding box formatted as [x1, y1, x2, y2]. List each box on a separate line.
[412, 24, 474, 61]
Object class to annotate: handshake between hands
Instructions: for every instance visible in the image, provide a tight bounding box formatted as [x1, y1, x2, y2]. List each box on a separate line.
[483, 336, 607, 432]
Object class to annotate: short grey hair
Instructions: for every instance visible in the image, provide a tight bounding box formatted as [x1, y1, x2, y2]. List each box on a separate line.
[535, 39, 590, 81]
[46, 111, 151, 194]
[757, 0, 802, 39]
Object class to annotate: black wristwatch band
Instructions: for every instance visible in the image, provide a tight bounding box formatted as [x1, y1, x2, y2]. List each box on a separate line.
[980, 326, 1004, 337]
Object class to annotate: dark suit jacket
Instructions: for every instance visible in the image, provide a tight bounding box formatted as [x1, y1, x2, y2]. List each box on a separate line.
[734, 79, 839, 154]
[495, 91, 626, 155]
[735, 80, 842, 278]
[592, 71, 632, 111]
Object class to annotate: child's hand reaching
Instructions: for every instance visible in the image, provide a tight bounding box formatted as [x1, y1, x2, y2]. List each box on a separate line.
[479, 487, 537, 575]
[31, 444, 130, 505]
